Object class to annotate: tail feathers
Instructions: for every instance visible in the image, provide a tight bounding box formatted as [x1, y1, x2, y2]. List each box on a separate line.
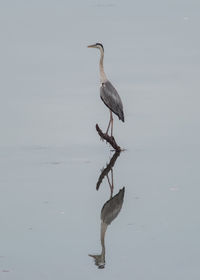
[118, 110, 125, 122]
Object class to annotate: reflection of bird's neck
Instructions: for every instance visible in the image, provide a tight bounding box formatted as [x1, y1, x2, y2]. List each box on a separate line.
[99, 49, 107, 83]
[100, 221, 107, 260]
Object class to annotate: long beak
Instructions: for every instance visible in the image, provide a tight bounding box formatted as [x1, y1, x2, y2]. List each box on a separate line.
[87, 44, 96, 48]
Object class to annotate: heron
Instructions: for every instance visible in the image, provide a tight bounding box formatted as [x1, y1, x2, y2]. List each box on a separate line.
[88, 43, 124, 137]
[89, 187, 125, 269]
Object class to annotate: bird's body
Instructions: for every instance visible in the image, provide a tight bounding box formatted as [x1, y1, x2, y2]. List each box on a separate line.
[88, 43, 124, 136]
[101, 187, 125, 225]
[100, 81, 124, 122]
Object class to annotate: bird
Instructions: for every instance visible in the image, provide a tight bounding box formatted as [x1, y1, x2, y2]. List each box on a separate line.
[88, 43, 124, 137]
[89, 187, 125, 269]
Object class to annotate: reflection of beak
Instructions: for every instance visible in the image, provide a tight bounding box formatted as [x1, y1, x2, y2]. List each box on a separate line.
[87, 44, 96, 48]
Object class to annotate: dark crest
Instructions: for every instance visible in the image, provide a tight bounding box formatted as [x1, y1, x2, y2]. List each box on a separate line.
[96, 43, 104, 51]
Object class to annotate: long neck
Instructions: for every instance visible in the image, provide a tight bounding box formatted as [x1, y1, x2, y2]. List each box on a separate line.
[100, 221, 107, 262]
[101, 222, 107, 251]
[99, 49, 107, 83]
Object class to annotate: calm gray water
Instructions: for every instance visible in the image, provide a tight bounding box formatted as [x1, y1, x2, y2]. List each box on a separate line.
[0, 0, 200, 279]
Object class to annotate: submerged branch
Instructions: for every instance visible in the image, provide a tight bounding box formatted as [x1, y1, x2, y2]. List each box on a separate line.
[96, 151, 120, 190]
[96, 124, 121, 152]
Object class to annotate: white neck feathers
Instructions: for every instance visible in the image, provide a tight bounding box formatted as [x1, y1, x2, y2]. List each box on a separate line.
[99, 48, 107, 83]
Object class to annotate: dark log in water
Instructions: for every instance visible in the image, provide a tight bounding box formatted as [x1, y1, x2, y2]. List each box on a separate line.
[96, 151, 120, 190]
[96, 124, 121, 152]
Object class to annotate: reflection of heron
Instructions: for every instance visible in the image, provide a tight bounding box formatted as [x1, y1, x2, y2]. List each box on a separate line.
[89, 151, 125, 269]
[88, 43, 124, 136]
[89, 187, 125, 269]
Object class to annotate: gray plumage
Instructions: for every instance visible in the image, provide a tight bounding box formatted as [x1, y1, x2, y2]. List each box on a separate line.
[101, 187, 125, 225]
[100, 81, 124, 122]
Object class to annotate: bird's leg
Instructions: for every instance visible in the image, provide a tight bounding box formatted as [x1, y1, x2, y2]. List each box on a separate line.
[106, 110, 112, 135]
[111, 168, 114, 197]
[106, 173, 113, 199]
[110, 111, 113, 137]
[106, 119, 111, 135]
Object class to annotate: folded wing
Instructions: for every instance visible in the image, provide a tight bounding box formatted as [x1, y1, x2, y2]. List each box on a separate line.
[100, 80, 124, 122]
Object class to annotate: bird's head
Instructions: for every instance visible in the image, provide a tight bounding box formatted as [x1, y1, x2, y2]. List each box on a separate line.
[88, 43, 104, 53]
[88, 254, 105, 269]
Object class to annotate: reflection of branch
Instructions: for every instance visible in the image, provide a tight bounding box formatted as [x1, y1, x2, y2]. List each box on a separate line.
[96, 151, 120, 190]
[96, 124, 121, 152]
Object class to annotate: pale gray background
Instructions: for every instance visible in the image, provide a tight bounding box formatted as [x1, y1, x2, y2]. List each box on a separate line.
[0, 0, 200, 279]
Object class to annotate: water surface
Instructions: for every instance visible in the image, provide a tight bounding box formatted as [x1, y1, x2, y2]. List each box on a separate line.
[0, 0, 200, 279]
